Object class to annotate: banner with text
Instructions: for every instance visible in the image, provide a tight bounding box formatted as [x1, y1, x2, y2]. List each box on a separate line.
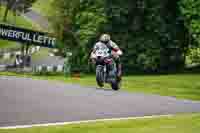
[0, 24, 57, 48]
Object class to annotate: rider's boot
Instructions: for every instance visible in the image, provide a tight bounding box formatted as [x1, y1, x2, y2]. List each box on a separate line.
[117, 63, 122, 82]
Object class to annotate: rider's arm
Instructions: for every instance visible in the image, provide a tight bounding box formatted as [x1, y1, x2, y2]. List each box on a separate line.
[90, 43, 98, 59]
[110, 41, 123, 56]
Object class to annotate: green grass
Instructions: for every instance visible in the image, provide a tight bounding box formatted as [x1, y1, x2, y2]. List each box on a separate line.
[0, 40, 21, 49]
[0, 6, 35, 29]
[123, 74, 200, 100]
[32, 0, 54, 17]
[0, 57, 15, 64]
[1, 113, 200, 133]
[0, 72, 200, 100]
[32, 48, 50, 61]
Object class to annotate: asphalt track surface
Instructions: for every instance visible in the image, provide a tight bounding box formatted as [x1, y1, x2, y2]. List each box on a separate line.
[0, 76, 200, 127]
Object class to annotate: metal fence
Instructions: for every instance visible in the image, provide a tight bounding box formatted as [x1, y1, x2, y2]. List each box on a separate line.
[0, 65, 64, 73]
[0, 46, 40, 60]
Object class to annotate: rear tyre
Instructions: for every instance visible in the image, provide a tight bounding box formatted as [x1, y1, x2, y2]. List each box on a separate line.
[96, 66, 104, 87]
[111, 80, 120, 91]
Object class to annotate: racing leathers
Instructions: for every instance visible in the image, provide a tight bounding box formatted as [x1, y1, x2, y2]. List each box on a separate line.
[90, 40, 123, 81]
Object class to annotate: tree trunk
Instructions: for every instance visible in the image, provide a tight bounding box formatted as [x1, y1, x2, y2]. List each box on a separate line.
[3, 4, 9, 22]
[0, 0, 2, 11]
[20, 44, 25, 67]
[3, 0, 15, 22]
[25, 43, 30, 55]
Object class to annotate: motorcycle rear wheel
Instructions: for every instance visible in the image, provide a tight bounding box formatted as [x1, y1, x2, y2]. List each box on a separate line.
[111, 79, 121, 91]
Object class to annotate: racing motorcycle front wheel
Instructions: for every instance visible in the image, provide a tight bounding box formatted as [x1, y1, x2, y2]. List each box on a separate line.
[96, 65, 104, 87]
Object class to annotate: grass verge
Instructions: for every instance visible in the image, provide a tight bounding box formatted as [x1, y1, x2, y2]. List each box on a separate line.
[0, 113, 200, 133]
[0, 6, 37, 30]
[31, 48, 50, 61]
[0, 40, 21, 49]
[31, 0, 54, 17]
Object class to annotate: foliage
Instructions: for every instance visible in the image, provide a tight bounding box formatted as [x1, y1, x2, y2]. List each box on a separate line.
[50, 0, 80, 71]
[32, 0, 54, 17]
[102, 0, 188, 73]
[50, 0, 197, 73]
[179, 0, 200, 45]
[51, 0, 107, 71]
[187, 48, 200, 64]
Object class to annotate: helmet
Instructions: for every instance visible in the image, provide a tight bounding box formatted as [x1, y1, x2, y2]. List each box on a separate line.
[99, 34, 111, 43]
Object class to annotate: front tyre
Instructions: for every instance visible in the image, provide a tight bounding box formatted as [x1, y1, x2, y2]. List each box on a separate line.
[96, 65, 104, 87]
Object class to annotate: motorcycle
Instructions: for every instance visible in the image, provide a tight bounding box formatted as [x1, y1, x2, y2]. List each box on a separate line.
[92, 47, 121, 91]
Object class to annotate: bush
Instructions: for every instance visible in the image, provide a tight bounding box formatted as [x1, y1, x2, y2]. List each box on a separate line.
[187, 48, 200, 64]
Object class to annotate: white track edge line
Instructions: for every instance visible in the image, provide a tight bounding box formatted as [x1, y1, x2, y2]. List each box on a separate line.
[0, 114, 174, 129]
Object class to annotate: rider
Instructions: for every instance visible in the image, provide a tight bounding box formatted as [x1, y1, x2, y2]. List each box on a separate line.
[90, 34, 123, 81]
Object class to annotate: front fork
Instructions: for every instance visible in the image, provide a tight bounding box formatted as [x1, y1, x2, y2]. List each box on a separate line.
[103, 65, 108, 83]
[105, 63, 117, 83]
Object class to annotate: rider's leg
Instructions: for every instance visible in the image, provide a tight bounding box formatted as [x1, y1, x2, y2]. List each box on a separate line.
[115, 57, 122, 81]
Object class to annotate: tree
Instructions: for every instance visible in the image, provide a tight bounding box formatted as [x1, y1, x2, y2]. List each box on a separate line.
[51, 0, 191, 73]
[179, 0, 200, 64]
[75, 0, 107, 68]
[50, 0, 79, 53]
[179, 0, 200, 46]
[179, 0, 200, 63]
[102, 0, 188, 73]
[0, 0, 2, 11]
[187, 48, 200, 64]
[51, 0, 107, 71]
[2, 0, 36, 22]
